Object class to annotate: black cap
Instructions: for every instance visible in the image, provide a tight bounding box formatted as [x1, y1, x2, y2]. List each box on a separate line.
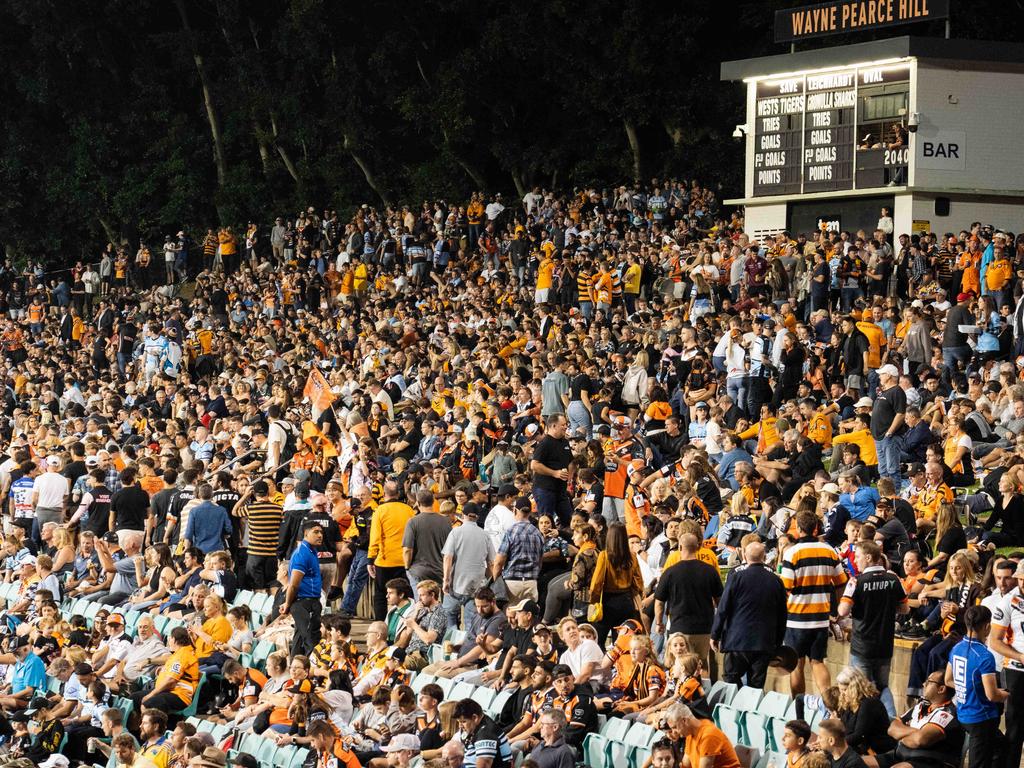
[461, 502, 481, 518]
[907, 463, 925, 476]
[497, 483, 517, 498]
[9, 712, 29, 723]
[24, 696, 50, 715]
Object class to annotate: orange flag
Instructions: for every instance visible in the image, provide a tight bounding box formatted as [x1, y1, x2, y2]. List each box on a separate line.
[303, 368, 335, 420]
[302, 420, 338, 458]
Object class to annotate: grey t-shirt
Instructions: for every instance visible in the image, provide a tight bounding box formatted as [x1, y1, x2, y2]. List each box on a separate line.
[402, 512, 452, 582]
[441, 522, 495, 597]
[541, 372, 569, 416]
[459, 608, 508, 660]
[111, 555, 140, 595]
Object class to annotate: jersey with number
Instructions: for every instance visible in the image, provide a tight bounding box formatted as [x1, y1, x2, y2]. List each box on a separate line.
[10, 475, 34, 519]
[991, 588, 1024, 671]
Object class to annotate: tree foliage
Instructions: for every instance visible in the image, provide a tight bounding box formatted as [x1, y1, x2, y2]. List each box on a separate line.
[0, 0, 1014, 260]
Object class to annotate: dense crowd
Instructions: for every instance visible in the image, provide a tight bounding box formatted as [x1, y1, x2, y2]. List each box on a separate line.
[0, 183, 1021, 768]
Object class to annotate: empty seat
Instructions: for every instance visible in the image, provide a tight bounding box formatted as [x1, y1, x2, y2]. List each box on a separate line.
[708, 681, 738, 709]
[623, 722, 657, 747]
[731, 686, 765, 713]
[630, 746, 652, 768]
[583, 734, 608, 768]
[607, 738, 630, 768]
[488, 690, 513, 718]
[743, 712, 770, 752]
[756, 691, 790, 720]
[768, 717, 787, 752]
[447, 681, 476, 702]
[471, 686, 495, 710]
[713, 705, 743, 746]
[600, 715, 632, 742]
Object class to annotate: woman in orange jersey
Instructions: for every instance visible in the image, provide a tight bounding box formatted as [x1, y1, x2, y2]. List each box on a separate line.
[134, 625, 199, 713]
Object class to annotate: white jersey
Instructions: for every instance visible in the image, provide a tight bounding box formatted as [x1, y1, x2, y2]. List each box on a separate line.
[991, 587, 1024, 671]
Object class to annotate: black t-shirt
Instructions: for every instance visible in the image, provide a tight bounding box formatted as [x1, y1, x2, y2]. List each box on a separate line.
[533, 435, 573, 493]
[654, 559, 723, 634]
[210, 289, 228, 315]
[110, 485, 149, 531]
[871, 386, 907, 440]
[846, 566, 906, 658]
[937, 526, 967, 559]
[302, 509, 342, 562]
[117, 323, 137, 356]
[83, 484, 112, 537]
[570, 374, 594, 402]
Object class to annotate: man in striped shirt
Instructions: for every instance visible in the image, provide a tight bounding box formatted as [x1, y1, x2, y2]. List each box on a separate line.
[779, 511, 847, 716]
[241, 480, 283, 591]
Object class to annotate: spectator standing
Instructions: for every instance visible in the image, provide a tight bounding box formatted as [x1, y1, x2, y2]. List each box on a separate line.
[530, 415, 574, 526]
[780, 511, 848, 717]
[368, 480, 416, 620]
[441, 502, 495, 629]
[32, 455, 68, 533]
[493, 500, 545, 603]
[988, 561, 1024, 768]
[871, 364, 906, 486]
[655, 532, 723, 678]
[280, 520, 323, 657]
[711, 541, 787, 689]
[183, 484, 232, 555]
[239, 481, 283, 592]
[946, 605, 1007, 768]
[402, 490, 451, 593]
[837, 541, 909, 716]
[590, 523, 644, 646]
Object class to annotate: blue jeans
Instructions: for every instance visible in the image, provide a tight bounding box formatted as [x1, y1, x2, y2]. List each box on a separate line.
[876, 433, 904, 484]
[942, 345, 972, 370]
[442, 591, 479, 630]
[849, 654, 895, 717]
[340, 548, 369, 615]
[726, 376, 748, 416]
[566, 401, 592, 438]
[533, 486, 573, 527]
[841, 286, 862, 313]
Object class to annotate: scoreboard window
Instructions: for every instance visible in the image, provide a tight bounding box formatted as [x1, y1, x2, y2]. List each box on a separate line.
[855, 76, 911, 188]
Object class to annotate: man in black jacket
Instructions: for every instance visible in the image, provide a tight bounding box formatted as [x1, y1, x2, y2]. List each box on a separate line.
[840, 316, 870, 396]
[710, 541, 788, 688]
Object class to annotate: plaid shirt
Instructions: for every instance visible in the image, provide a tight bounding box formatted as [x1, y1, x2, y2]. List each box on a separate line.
[498, 520, 544, 581]
[105, 466, 123, 494]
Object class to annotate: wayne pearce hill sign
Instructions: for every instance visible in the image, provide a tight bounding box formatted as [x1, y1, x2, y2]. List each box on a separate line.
[775, 0, 950, 43]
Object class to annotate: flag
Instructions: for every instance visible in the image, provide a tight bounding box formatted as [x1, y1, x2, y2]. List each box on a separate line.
[303, 368, 335, 420]
[302, 420, 338, 458]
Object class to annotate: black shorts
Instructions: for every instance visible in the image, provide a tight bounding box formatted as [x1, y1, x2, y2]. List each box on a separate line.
[246, 554, 278, 589]
[784, 626, 829, 662]
[874, 751, 948, 768]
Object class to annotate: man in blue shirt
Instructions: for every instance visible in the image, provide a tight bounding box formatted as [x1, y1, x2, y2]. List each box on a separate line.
[0, 635, 46, 710]
[281, 520, 323, 658]
[717, 432, 754, 490]
[183, 483, 232, 555]
[946, 605, 1008, 768]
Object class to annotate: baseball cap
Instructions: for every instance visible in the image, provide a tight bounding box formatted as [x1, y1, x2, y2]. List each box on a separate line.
[386, 647, 407, 663]
[46, 455, 61, 467]
[497, 483, 517, 498]
[105, 613, 124, 627]
[695, 401, 708, 409]
[287, 679, 313, 694]
[85, 456, 99, 467]
[877, 364, 900, 378]
[854, 396, 873, 408]
[461, 502, 481, 518]
[24, 696, 51, 715]
[907, 462, 925, 476]
[382, 734, 420, 753]
[510, 599, 541, 615]
[821, 483, 840, 496]
[614, 619, 644, 635]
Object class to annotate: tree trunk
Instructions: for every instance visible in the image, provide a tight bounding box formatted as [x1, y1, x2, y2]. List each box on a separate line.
[624, 119, 642, 182]
[550, 169, 558, 190]
[343, 133, 390, 207]
[454, 155, 487, 188]
[174, 0, 228, 196]
[275, 143, 302, 187]
[253, 119, 273, 176]
[98, 217, 120, 245]
[663, 119, 684, 147]
[511, 170, 527, 198]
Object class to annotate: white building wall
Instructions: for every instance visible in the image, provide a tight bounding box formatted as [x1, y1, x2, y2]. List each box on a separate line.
[912, 63, 1024, 193]
[909, 195, 1024, 235]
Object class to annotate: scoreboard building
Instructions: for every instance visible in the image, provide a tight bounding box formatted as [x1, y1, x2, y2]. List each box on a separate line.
[721, 35, 1024, 239]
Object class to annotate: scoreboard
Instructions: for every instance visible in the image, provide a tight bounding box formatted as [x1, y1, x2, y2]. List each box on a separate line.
[752, 64, 910, 197]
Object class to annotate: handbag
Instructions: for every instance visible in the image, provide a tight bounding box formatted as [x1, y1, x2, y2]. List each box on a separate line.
[587, 598, 603, 623]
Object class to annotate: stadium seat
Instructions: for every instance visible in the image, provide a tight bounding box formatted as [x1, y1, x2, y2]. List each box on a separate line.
[471, 686, 495, 710]
[809, 710, 824, 733]
[288, 748, 310, 768]
[83, 601, 101, 627]
[583, 734, 608, 768]
[251, 640, 274, 671]
[743, 712, 770, 751]
[197, 720, 215, 733]
[630, 746, 652, 768]
[768, 717, 787, 751]
[624, 722, 657, 747]
[277, 745, 296, 768]
[448, 681, 475, 702]
[255, 738, 279, 766]
[756, 691, 790, 720]
[113, 696, 133, 723]
[708, 680, 738, 708]
[713, 705, 743, 745]
[210, 724, 231, 743]
[607, 738, 630, 768]
[488, 690, 513, 719]
[173, 673, 206, 718]
[731, 686, 764, 713]
[600, 715, 632, 742]
[234, 590, 254, 608]
[433, 677, 455, 697]
[153, 615, 171, 635]
[428, 644, 445, 664]
[410, 673, 435, 694]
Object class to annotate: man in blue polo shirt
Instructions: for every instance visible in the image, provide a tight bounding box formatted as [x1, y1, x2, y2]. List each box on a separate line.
[281, 519, 323, 658]
[0, 635, 46, 711]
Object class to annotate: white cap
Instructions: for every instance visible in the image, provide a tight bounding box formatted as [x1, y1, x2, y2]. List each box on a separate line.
[46, 455, 61, 467]
[382, 734, 419, 753]
[855, 396, 873, 408]
[877, 364, 900, 379]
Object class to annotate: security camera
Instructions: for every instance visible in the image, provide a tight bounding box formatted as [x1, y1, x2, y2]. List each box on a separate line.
[907, 113, 920, 133]
[732, 125, 748, 139]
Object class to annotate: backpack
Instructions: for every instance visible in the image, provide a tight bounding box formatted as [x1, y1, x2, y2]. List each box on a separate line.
[275, 420, 299, 465]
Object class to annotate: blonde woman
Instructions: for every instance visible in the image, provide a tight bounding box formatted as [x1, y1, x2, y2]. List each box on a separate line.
[907, 550, 983, 698]
[629, 633, 692, 722]
[594, 634, 665, 714]
[51, 526, 76, 575]
[927, 502, 966, 573]
[835, 666, 896, 754]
